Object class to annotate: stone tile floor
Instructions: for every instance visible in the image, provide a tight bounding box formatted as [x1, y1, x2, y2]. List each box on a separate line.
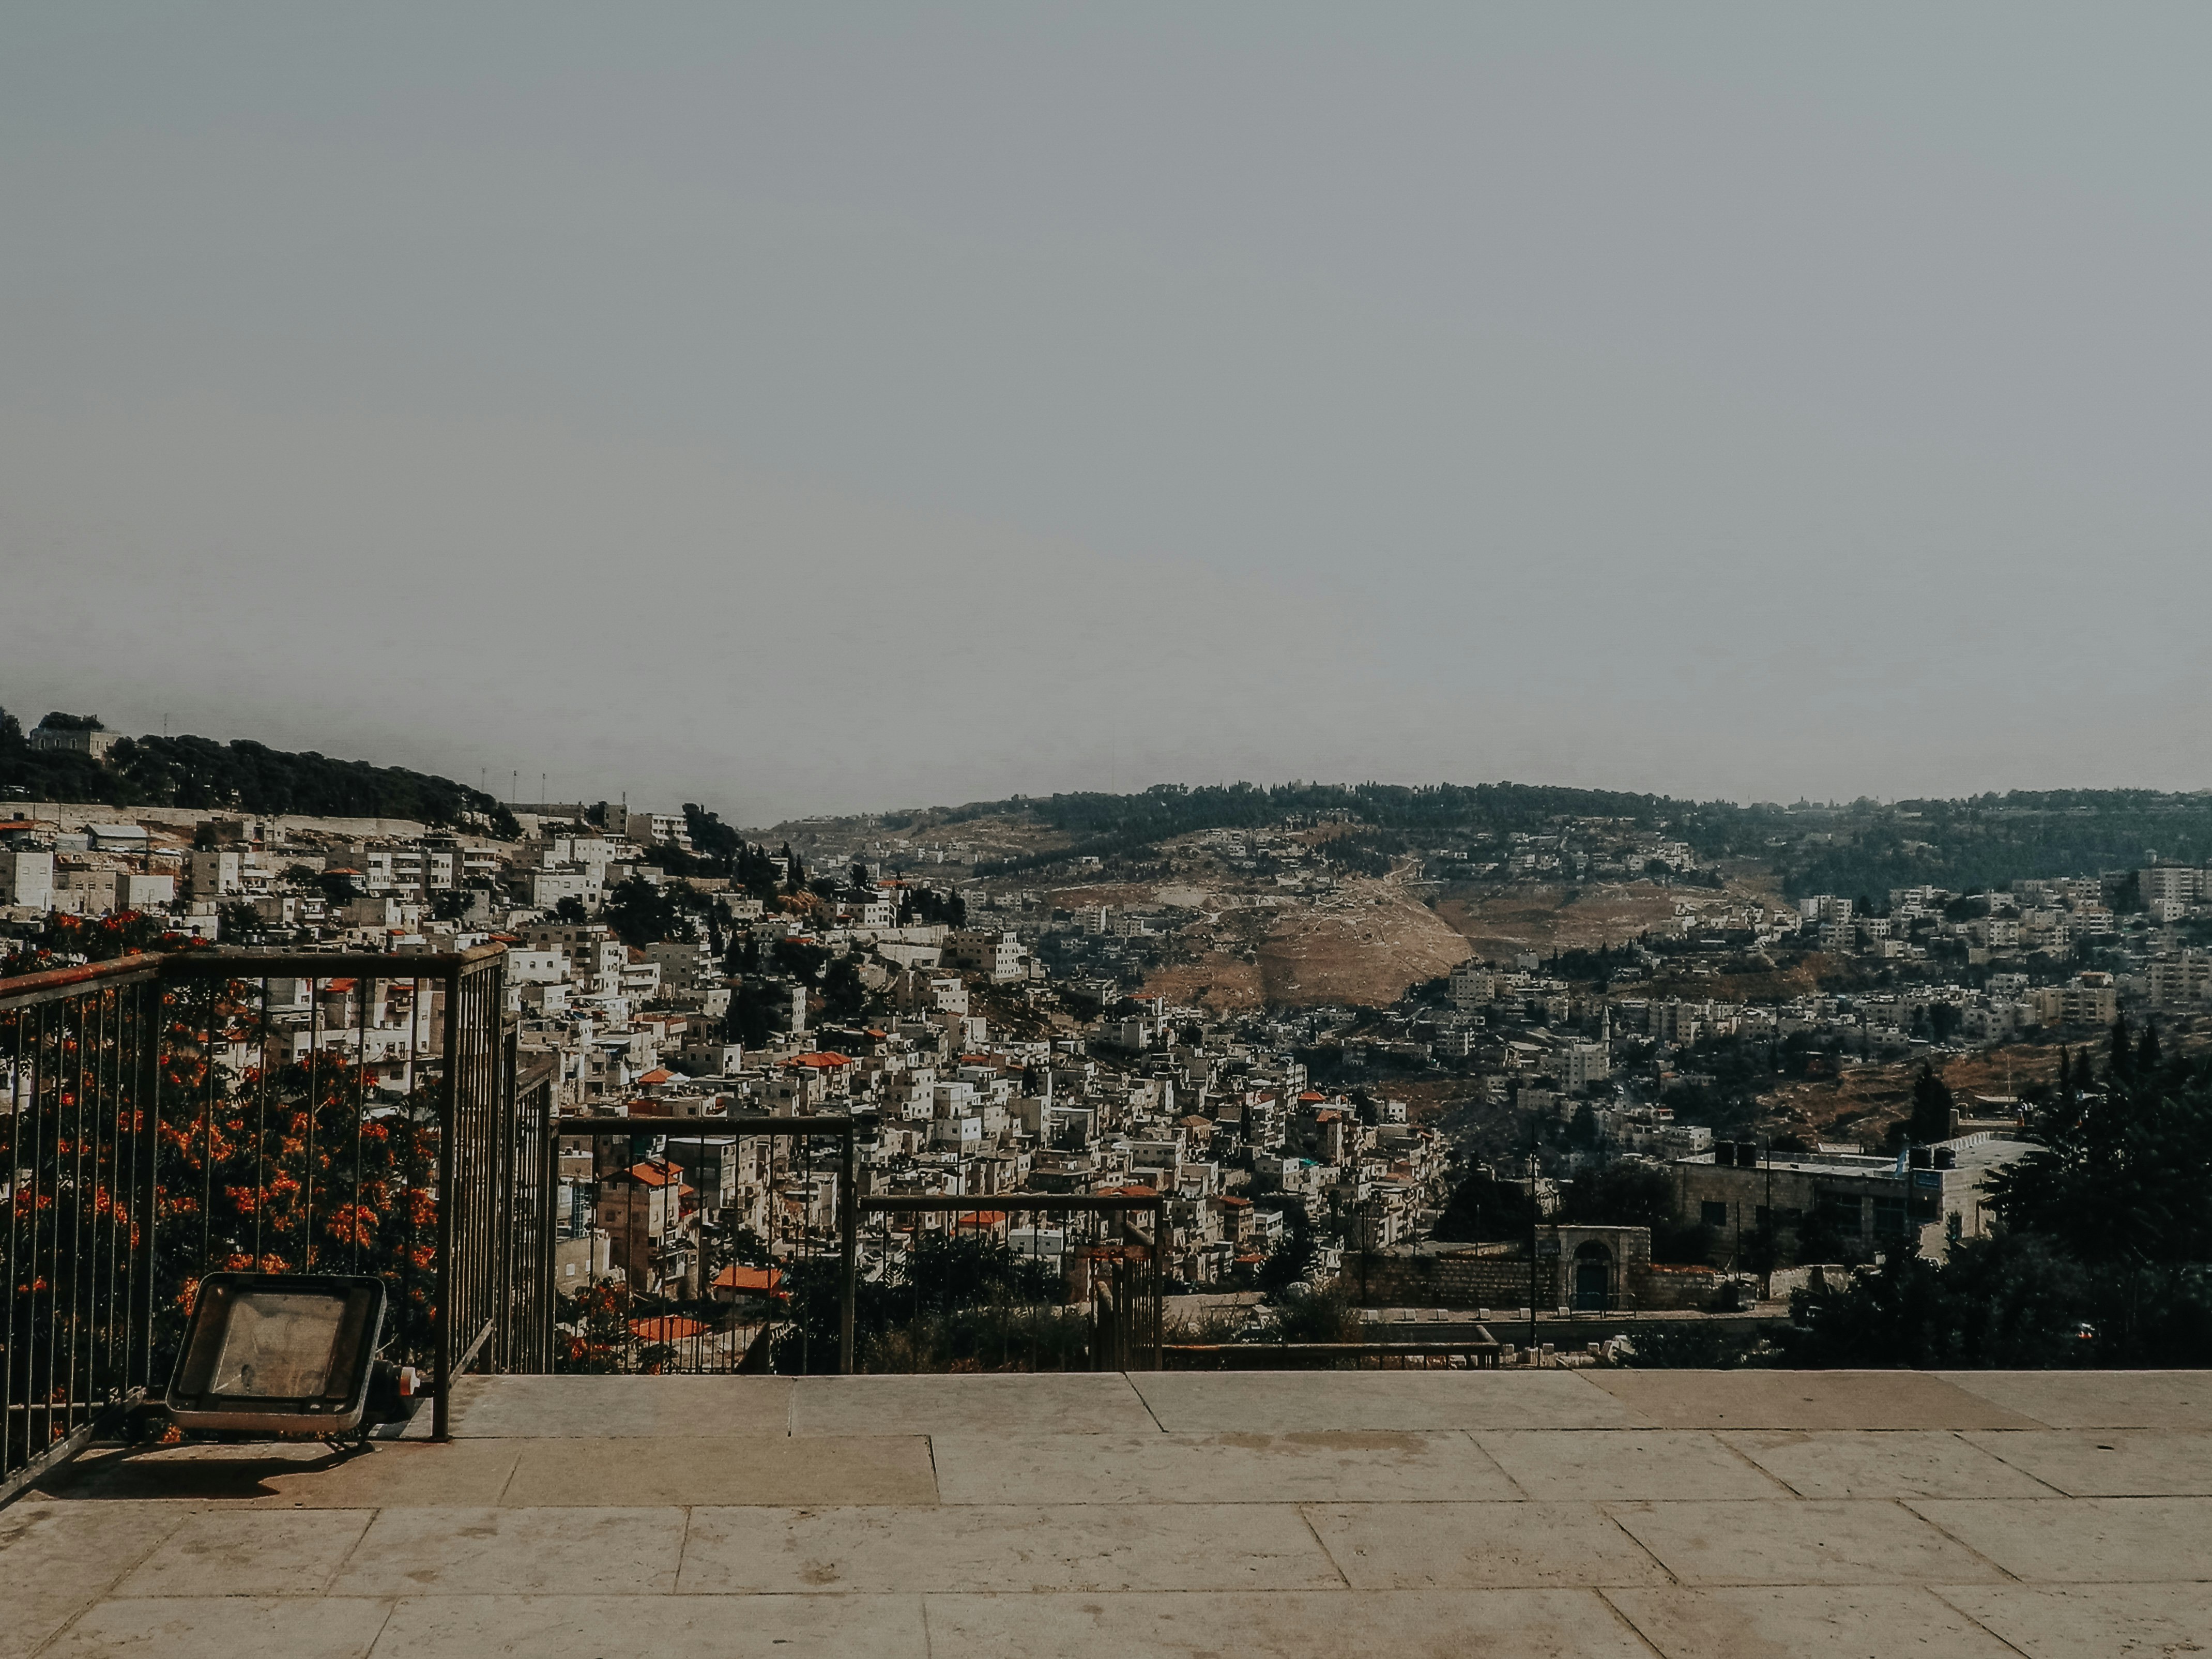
[3, 1368, 2209, 1656]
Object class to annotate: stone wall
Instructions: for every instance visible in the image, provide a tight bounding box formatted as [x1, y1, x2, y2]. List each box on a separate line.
[1347, 1249, 1556, 1310]
[1348, 1228, 1729, 1313]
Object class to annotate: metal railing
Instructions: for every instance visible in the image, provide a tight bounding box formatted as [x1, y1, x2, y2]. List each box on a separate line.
[2, 945, 541, 1499]
[856, 1193, 1166, 1373]
[543, 1107, 1167, 1375]
[550, 1113, 859, 1375]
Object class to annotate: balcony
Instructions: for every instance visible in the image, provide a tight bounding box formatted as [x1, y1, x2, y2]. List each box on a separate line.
[5, 1366, 2211, 1655]
[6, 950, 2209, 1654]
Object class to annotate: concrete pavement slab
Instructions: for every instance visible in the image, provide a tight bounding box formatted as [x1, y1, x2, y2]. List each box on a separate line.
[924, 1589, 1657, 1658]
[1908, 1495, 2212, 1583]
[112, 1508, 373, 1598]
[332, 1505, 687, 1595]
[1584, 1371, 2038, 1430]
[789, 1373, 1158, 1436]
[1960, 1429, 2212, 1496]
[1937, 1370, 2212, 1429]
[1606, 1499, 2004, 1586]
[367, 1593, 929, 1657]
[29, 1441, 524, 1508]
[1475, 1430, 1789, 1500]
[43, 1596, 394, 1658]
[1130, 1371, 1652, 1432]
[501, 1435, 938, 1506]
[0, 1500, 193, 1659]
[436, 1375, 794, 1437]
[678, 1502, 1343, 1593]
[1302, 1501, 1670, 1588]
[1934, 1584, 2212, 1657]
[928, 1429, 1520, 1504]
[1719, 1430, 2058, 1500]
[1605, 1585, 2022, 1657]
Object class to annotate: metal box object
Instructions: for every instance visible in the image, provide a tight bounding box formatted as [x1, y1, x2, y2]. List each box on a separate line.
[166, 1274, 387, 1436]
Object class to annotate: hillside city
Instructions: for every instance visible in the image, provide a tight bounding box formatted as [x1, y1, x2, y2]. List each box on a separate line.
[9, 709, 2210, 1370]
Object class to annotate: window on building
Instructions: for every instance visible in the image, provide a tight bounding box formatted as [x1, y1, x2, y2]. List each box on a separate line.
[1700, 1200, 1730, 1229]
[1815, 1190, 1863, 1231]
[1872, 1196, 1910, 1236]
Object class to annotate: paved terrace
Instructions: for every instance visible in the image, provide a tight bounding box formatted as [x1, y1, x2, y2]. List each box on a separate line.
[4, 1368, 2209, 1657]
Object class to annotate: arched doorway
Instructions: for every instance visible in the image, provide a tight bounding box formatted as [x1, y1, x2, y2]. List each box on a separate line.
[1573, 1241, 1613, 1311]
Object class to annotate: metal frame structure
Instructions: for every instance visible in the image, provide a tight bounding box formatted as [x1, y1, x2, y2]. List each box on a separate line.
[552, 1114, 861, 1372]
[2, 945, 540, 1499]
[548, 1124, 1167, 1374]
[857, 1192, 1167, 1372]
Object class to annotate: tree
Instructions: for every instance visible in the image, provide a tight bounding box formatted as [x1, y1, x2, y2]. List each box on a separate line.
[907, 886, 967, 928]
[1432, 1169, 1535, 1242]
[552, 895, 589, 924]
[1562, 1162, 1673, 1228]
[820, 951, 869, 1023]
[1564, 1102, 1601, 1152]
[724, 980, 780, 1048]
[603, 875, 679, 947]
[1906, 1062, 1954, 1145]
[1984, 1044, 2212, 1268]
[1788, 1233, 2212, 1369]
[1255, 1200, 1318, 1294]
[772, 938, 831, 982]
[682, 803, 742, 865]
[1560, 1161, 1713, 1264]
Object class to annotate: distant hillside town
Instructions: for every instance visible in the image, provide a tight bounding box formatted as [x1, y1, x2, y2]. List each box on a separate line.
[7, 704, 2212, 1354]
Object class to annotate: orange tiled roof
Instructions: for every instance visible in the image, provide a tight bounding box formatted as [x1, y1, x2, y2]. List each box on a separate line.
[626, 1162, 680, 1188]
[711, 1264, 784, 1295]
[629, 1315, 708, 1341]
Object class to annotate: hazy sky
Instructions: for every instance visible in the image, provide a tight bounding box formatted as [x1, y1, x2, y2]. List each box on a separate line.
[5, 7, 2210, 825]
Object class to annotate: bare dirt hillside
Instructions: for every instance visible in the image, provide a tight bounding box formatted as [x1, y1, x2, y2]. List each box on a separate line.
[1437, 869, 1783, 963]
[1254, 870, 1472, 1006]
[1755, 1044, 2063, 1146]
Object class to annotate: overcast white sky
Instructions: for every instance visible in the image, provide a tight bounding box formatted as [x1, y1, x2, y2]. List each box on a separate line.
[5, 6, 2209, 825]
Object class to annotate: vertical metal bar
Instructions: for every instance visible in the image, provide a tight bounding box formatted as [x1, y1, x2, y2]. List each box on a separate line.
[304, 978, 320, 1271]
[432, 967, 462, 1441]
[353, 979, 369, 1275]
[838, 1121, 857, 1374]
[199, 981, 216, 1275]
[3, 1004, 23, 1475]
[95, 988, 118, 1414]
[252, 982, 270, 1269]
[133, 978, 162, 1402]
[493, 1015, 515, 1371]
[34, 1001, 56, 1460]
[536, 1075, 557, 1372]
[404, 976, 423, 1367]
[65, 990, 88, 1438]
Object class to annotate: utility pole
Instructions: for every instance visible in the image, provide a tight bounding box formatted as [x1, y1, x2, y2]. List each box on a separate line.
[1761, 1137, 1774, 1302]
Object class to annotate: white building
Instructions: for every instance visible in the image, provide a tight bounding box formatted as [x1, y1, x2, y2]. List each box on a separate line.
[0, 848, 54, 910]
[944, 929, 1026, 983]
